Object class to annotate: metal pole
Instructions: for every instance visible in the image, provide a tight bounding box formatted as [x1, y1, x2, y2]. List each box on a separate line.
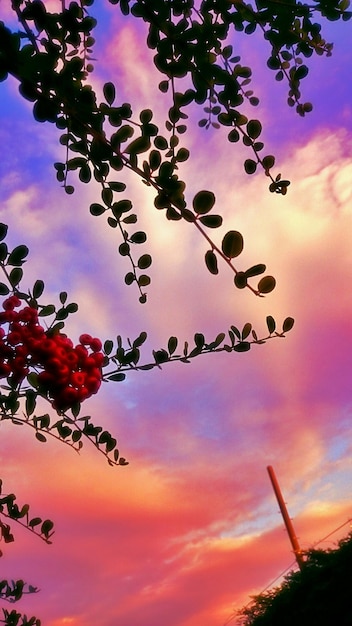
[267, 465, 305, 570]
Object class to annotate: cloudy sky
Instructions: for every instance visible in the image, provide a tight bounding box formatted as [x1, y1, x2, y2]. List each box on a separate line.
[0, 3, 352, 625]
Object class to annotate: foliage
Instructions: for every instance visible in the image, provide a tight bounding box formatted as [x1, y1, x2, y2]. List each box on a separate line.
[0, 224, 292, 623]
[237, 533, 352, 626]
[1, 0, 350, 302]
[0, 0, 350, 623]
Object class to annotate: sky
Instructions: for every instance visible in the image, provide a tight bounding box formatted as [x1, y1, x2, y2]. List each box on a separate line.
[0, 2, 352, 625]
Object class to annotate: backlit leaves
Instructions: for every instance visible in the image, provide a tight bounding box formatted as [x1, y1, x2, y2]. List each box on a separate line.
[193, 190, 216, 214]
[205, 250, 218, 275]
[244, 159, 257, 175]
[222, 231, 244, 258]
[258, 275, 276, 294]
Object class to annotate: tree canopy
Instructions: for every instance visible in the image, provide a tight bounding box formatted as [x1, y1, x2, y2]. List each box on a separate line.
[238, 532, 352, 626]
[0, 0, 351, 624]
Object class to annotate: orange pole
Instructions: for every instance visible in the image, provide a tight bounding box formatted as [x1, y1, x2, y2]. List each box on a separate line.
[267, 465, 305, 569]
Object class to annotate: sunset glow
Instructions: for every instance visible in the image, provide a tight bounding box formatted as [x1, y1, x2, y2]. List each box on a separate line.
[0, 3, 352, 626]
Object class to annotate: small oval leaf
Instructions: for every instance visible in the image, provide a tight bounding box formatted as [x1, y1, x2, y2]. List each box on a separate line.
[282, 317, 295, 333]
[193, 190, 216, 215]
[199, 215, 222, 228]
[266, 315, 276, 334]
[234, 272, 247, 289]
[244, 159, 257, 174]
[205, 250, 218, 275]
[258, 276, 276, 294]
[222, 231, 244, 258]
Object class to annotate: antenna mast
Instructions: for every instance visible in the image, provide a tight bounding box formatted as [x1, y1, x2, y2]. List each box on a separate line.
[267, 465, 305, 570]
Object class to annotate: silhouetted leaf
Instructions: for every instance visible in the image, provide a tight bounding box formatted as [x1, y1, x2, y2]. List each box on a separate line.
[90, 203, 105, 216]
[234, 272, 247, 289]
[103, 81, 116, 105]
[234, 342, 250, 352]
[266, 315, 276, 334]
[244, 159, 257, 174]
[205, 250, 218, 274]
[193, 190, 216, 214]
[245, 264, 266, 278]
[8, 245, 28, 266]
[199, 215, 222, 228]
[283, 317, 295, 332]
[138, 254, 152, 269]
[222, 231, 244, 258]
[258, 276, 276, 294]
[168, 336, 178, 355]
[247, 119, 262, 139]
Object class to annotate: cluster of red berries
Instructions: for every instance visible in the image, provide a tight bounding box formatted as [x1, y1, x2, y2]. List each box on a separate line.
[0, 295, 104, 411]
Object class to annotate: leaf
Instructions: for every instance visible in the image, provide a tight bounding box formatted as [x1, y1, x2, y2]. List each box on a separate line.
[294, 64, 309, 80]
[222, 231, 244, 258]
[241, 323, 252, 340]
[209, 333, 225, 349]
[228, 128, 240, 142]
[245, 264, 266, 278]
[41, 519, 54, 538]
[35, 432, 47, 443]
[282, 317, 295, 333]
[149, 149, 161, 170]
[9, 267, 23, 287]
[0, 283, 9, 295]
[112, 199, 133, 218]
[199, 215, 223, 228]
[266, 315, 276, 334]
[102, 187, 113, 207]
[192, 190, 216, 214]
[0, 242, 8, 261]
[130, 231, 147, 244]
[194, 333, 205, 349]
[234, 272, 247, 289]
[234, 342, 251, 352]
[244, 159, 257, 174]
[104, 340, 113, 355]
[25, 390, 36, 417]
[205, 250, 218, 275]
[33, 279, 44, 298]
[79, 163, 91, 183]
[119, 242, 130, 256]
[137, 254, 152, 269]
[122, 214, 138, 224]
[109, 181, 126, 192]
[38, 304, 55, 316]
[107, 373, 126, 382]
[262, 155, 275, 170]
[176, 148, 190, 162]
[132, 331, 147, 348]
[8, 245, 29, 266]
[168, 336, 178, 355]
[0, 223, 8, 241]
[140, 109, 153, 124]
[124, 272, 135, 285]
[247, 119, 262, 139]
[138, 275, 151, 287]
[153, 349, 169, 364]
[258, 276, 276, 294]
[154, 135, 168, 150]
[103, 81, 116, 105]
[90, 203, 105, 216]
[66, 302, 78, 313]
[125, 136, 151, 155]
